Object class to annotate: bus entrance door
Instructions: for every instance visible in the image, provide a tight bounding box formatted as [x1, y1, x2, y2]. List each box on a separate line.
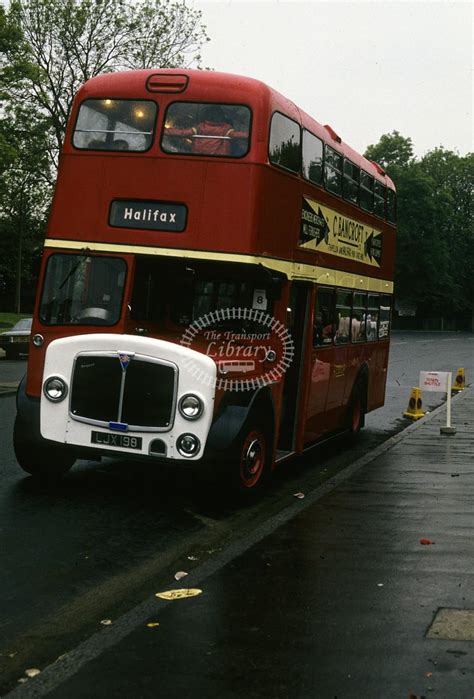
[277, 282, 311, 453]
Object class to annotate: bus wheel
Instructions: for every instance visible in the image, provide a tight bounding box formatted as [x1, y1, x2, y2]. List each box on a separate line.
[348, 383, 365, 439]
[13, 417, 76, 479]
[232, 426, 270, 496]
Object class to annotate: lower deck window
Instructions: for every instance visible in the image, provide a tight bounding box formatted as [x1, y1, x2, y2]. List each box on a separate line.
[130, 258, 275, 333]
[313, 286, 392, 346]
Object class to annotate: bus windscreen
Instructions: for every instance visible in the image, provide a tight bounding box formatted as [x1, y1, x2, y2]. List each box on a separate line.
[39, 254, 127, 326]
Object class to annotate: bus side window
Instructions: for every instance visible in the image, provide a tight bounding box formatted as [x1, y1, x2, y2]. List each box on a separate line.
[352, 292, 367, 342]
[367, 294, 379, 340]
[379, 295, 392, 339]
[387, 188, 397, 224]
[313, 287, 335, 346]
[360, 171, 374, 212]
[269, 112, 301, 173]
[335, 290, 352, 344]
[302, 129, 323, 186]
[324, 145, 343, 196]
[374, 180, 386, 218]
[343, 160, 359, 205]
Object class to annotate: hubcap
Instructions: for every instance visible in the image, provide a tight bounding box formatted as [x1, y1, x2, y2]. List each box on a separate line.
[240, 431, 266, 488]
[244, 439, 261, 474]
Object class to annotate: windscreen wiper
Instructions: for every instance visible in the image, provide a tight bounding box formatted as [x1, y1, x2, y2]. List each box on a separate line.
[58, 252, 89, 290]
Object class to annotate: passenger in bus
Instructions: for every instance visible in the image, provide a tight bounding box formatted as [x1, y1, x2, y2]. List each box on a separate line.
[351, 317, 361, 342]
[166, 106, 247, 156]
[86, 137, 129, 150]
[336, 313, 350, 343]
[113, 139, 129, 150]
[87, 138, 105, 149]
[314, 309, 333, 345]
[366, 314, 377, 340]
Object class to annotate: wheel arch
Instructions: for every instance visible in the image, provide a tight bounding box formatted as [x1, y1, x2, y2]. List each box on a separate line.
[205, 385, 276, 456]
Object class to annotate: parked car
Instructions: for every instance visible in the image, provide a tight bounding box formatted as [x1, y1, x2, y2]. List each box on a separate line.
[0, 318, 32, 359]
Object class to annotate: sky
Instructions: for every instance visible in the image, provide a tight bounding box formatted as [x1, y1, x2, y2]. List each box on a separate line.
[192, 0, 472, 158]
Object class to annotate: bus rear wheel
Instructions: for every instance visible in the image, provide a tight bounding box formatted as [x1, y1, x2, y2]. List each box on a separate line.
[13, 417, 76, 480]
[347, 381, 366, 440]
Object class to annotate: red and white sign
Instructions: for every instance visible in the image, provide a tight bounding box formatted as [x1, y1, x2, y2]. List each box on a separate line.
[419, 371, 450, 392]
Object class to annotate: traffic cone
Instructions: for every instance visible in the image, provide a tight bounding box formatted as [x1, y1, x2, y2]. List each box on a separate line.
[452, 367, 465, 392]
[403, 387, 425, 420]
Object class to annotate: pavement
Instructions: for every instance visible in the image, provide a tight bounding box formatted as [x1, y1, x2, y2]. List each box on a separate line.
[6, 385, 473, 698]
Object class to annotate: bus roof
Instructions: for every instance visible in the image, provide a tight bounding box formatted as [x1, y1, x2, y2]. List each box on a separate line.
[76, 68, 395, 190]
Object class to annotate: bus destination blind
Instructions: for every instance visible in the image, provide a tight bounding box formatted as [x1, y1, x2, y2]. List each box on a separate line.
[109, 200, 187, 232]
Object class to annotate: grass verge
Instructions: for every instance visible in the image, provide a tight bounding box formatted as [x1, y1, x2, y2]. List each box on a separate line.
[0, 312, 31, 330]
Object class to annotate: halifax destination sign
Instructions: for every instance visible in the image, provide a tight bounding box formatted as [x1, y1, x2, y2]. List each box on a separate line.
[109, 200, 187, 232]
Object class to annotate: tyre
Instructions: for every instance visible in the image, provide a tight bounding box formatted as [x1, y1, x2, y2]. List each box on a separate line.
[347, 380, 366, 440]
[229, 423, 271, 497]
[13, 417, 76, 479]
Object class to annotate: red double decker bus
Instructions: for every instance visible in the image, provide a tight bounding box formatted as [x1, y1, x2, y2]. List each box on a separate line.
[14, 69, 396, 495]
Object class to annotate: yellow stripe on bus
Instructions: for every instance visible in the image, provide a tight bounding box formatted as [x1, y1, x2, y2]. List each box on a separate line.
[44, 238, 394, 294]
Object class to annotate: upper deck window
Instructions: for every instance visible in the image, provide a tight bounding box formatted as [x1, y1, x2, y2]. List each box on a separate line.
[162, 103, 251, 157]
[374, 180, 386, 218]
[324, 145, 343, 196]
[269, 113, 301, 173]
[387, 188, 397, 224]
[360, 170, 374, 212]
[343, 160, 359, 205]
[302, 130, 323, 185]
[73, 99, 157, 152]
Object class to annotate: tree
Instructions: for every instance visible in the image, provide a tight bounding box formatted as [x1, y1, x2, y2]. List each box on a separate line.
[365, 133, 474, 328]
[393, 162, 456, 310]
[364, 130, 414, 170]
[0, 105, 51, 311]
[1, 0, 209, 167]
[420, 148, 474, 317]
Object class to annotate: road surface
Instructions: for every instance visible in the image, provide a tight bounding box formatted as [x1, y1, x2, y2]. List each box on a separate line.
[0, 331, 472, 693]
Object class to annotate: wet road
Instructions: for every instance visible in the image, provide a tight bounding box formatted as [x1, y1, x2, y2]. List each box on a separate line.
[0, 331, 472, 693]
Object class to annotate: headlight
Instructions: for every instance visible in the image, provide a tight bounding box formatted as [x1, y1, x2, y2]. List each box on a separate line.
[176, 433, 200, 458]
[178, 394, 203, 420]
[43, 376, 68, 402]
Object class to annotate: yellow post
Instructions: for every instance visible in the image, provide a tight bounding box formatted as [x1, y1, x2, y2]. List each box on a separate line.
[403, 387, 425, 420]
[452, 368, 465, 392]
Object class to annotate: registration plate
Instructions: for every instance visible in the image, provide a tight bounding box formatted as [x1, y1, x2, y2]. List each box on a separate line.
[91, 431, 142, 450]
